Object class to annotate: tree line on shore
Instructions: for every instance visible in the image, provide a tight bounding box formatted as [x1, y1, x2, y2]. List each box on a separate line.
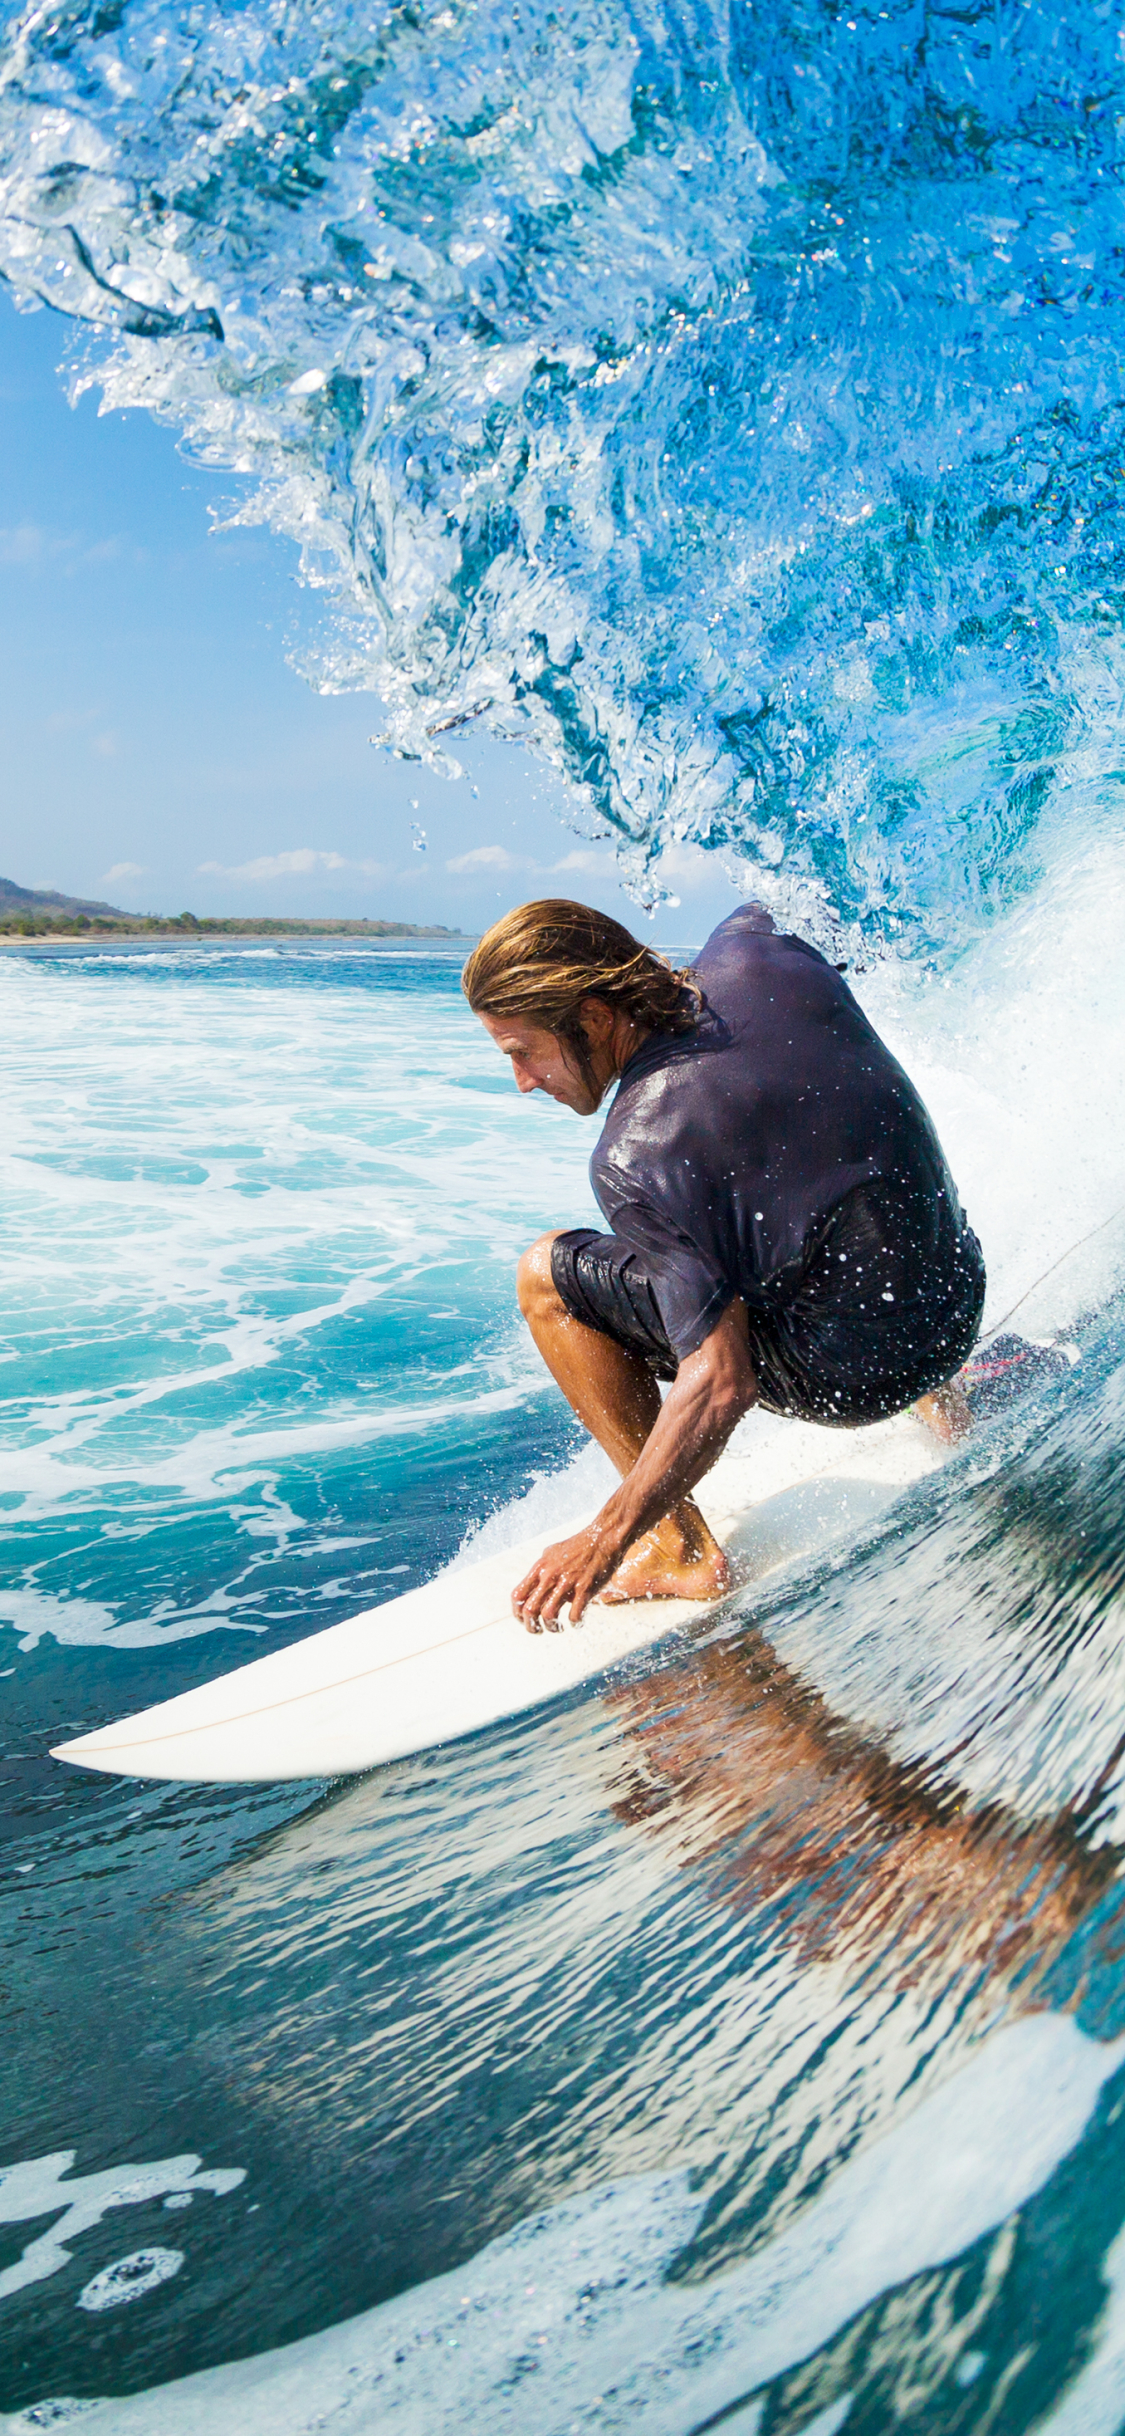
[0, 911, 464, 939]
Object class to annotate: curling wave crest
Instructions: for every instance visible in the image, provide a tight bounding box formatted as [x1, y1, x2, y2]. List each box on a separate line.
[2, 0, 1124, 946]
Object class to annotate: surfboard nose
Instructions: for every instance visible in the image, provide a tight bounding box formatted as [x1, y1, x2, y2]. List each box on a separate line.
[51, 1730, 148, 1775]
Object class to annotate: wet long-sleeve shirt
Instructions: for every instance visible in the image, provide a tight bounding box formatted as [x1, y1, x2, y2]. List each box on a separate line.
[589, 905, 965, 1361]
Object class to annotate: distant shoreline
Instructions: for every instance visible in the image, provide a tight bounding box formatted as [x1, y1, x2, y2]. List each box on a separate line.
[0, 917, 467, 943]
[0, 932, 475, 954]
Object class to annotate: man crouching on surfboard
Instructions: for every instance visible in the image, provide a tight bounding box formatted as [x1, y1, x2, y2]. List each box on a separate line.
[463, 900, 985, 1633]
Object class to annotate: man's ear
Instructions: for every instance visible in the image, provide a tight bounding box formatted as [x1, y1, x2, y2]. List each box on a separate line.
[577, 996, 615, 1048]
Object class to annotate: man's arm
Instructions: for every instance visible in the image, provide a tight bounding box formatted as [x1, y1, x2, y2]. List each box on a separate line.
[512, 1299, 757, 1627]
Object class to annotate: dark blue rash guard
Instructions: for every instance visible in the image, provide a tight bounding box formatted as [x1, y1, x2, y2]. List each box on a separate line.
[552, 905, 985, 1424]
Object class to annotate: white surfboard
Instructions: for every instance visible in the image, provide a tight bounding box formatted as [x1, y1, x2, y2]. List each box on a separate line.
[50, 1411, 944, 1784]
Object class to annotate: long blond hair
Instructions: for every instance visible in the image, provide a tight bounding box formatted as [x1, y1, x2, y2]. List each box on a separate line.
[461, 899, 700, 1092]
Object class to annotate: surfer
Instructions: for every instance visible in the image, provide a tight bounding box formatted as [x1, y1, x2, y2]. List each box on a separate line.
[463, 900, 985, 1630]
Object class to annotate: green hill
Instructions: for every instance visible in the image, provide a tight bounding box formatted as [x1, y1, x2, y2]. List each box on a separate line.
[0, 877, 463, 941]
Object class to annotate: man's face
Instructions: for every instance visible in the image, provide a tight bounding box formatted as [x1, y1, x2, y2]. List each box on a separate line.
[477, 1010, 601, 1114]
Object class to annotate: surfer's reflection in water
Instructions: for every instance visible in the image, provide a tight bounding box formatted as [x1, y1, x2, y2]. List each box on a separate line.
[606, 1625, 1119, 2022]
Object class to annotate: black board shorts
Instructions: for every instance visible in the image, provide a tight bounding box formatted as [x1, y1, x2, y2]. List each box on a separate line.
[551, 1180, 986, 1428]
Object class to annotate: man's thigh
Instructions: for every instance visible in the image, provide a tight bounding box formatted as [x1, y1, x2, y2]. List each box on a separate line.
[550, 1229, 679, 1381]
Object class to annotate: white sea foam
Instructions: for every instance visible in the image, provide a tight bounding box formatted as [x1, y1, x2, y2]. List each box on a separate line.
[0, 2151, 245, 2303]
[3, 2015, 1115, 2434]
[0, 1584, 267, 1655]
[0, 1376, 539, 1521]
[76, 2250, 184, 2313]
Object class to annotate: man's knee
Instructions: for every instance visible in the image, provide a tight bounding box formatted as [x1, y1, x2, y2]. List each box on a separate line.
[516, 1231, 564, 1322]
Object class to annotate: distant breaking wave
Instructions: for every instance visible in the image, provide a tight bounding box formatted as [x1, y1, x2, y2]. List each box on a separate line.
[1, 0, 1123, 951]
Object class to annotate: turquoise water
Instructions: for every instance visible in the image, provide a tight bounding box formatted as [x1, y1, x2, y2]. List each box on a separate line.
[1, 923, 1124, 2433]
[3, 0, 1125, 2423]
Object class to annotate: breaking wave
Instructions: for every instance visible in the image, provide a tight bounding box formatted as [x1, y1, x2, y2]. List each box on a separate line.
[2, 0, 1124, 946]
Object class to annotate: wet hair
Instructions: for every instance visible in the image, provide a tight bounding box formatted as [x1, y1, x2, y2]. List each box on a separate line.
[461, 898, 701, 1094]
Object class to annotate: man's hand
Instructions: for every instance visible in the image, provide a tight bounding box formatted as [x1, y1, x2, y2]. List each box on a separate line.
[511, 1300, 758, 1633]
[512, 1522, 623, 1630]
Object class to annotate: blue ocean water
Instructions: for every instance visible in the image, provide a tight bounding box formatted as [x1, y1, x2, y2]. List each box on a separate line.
[3, 0, 1125, 2428]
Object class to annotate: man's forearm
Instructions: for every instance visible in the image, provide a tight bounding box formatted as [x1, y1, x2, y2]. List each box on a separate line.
[592, 1325, 755, 1559]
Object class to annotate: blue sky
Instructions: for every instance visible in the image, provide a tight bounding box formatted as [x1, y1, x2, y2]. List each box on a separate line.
[0, 295, 741, 940]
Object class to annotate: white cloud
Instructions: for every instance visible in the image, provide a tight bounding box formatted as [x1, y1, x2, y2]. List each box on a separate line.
[102, 862, 146, 885]
[548, 843, 720, 894]
[0, 524, 130, 571]
[445, 844, 525, 876]
[82, 536, 129, 568]
[0, 523, 49, 566]
[549, 849, 611, 877]
[196, 849, 349, 884]
[438, 837, 728, 906]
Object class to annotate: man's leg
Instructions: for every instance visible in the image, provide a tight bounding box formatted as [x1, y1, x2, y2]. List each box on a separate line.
[516, 1233, 730, 1601]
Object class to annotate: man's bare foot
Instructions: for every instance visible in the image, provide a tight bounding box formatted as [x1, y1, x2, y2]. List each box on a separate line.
[915, 1379, 972, 1445]
[599, 1505, 730, 1605]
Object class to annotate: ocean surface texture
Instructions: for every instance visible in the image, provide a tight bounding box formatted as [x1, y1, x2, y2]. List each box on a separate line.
[3, 1, 1125, 2430]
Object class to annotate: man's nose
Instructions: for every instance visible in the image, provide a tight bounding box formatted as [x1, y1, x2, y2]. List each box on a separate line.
[514, 1067, 538, 1094]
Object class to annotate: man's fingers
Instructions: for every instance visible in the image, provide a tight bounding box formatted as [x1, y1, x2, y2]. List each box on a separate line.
[514, 1567, 574, 1631]
[513, 1560, 556, 1630]
[512, 1560, 550, 1624]
[512, 1528, 616, 1631]
[521, 1575, 565, 1629]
